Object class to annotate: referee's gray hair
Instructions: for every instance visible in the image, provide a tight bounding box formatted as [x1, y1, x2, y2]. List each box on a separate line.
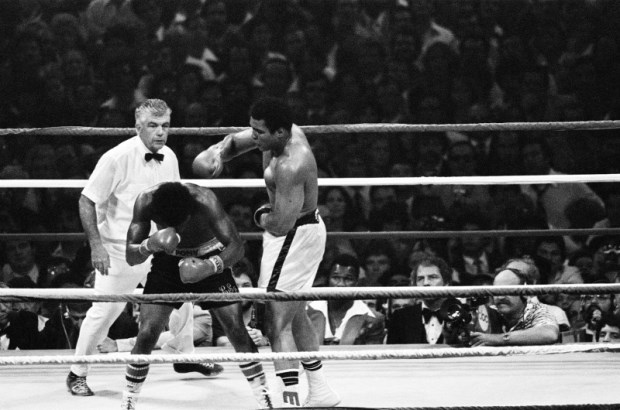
[135, 99, 171, 121]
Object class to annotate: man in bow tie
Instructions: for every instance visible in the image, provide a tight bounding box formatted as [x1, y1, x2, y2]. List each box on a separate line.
[387, 254, 458, 344]
[67, 99, 214, 397]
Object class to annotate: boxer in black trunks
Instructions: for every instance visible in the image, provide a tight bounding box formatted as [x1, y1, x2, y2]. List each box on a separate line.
[121, 182, 273, 409]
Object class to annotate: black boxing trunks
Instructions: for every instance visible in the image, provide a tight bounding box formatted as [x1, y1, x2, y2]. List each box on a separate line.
[143, 239, 238, 310]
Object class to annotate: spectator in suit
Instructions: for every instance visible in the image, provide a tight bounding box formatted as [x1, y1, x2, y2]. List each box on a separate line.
[0, 282, 43, 350]
[534, 236, 583, 314]
[40, 286, 91, 349]
[307, 254, 385, 345]
[386, 255, 457, 344]
[449, 211, 503, 286]
[1, 240, 42, 288]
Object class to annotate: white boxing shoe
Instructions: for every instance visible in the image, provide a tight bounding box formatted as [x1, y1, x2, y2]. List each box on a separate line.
[303, 384, 341, 407]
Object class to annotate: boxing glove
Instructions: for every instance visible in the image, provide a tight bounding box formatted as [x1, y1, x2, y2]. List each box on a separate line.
[143, 227, 181, 254]
[253, 204, 272, 229]
[179, 257, 220, 283]
[192, 146, 224, 179]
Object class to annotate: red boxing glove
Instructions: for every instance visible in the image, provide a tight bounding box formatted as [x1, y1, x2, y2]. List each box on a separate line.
[192, 146, 224, 179]
[253, 204, 271, 229]
[144, 227, 181, 254]
[179, 257, 218, 284]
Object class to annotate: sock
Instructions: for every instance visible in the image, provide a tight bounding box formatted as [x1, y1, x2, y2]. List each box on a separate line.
[125, 363, 150, 394]
[301, 360, 327, 387]
[69, 368, 86, 378]
[301, 360, 322, 372]
[68, 371, 82, 379]
[239, 361, 267, 388]
[276, 369, 299, 387]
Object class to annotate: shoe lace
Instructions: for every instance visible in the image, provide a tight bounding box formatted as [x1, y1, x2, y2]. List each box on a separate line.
[121, 395, 137, 410]
[72, 377, 90, 393]
[258, 386, 273, 409]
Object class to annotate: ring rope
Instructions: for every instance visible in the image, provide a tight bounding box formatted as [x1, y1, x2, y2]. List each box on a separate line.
[2, 227, 619, 242]
[1, 343, 618, 366]
[1, 120, 619, 137]
[2, 174, 620, 189]
[2, 284, 620, 303]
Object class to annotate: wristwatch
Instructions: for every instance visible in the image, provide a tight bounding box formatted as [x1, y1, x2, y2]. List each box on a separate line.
[502, 332, 511, 345]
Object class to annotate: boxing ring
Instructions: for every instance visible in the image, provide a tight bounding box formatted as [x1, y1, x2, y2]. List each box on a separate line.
[1, 120, 620, 409]
[1, 345, 619, 410]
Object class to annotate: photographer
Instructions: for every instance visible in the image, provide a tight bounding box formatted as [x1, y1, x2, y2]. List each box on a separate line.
[386, 254, 488, 345]
[589, 235, 620, 284]
[577, 278, 617, 342]
[470, 268, 559, 346]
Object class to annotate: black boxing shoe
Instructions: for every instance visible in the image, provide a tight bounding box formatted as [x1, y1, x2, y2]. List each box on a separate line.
[173, 362, 224, 377]
[66, 371, 94, 396]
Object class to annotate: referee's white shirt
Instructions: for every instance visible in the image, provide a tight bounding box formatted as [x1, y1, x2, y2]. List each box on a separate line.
[82, 136, 180, 246]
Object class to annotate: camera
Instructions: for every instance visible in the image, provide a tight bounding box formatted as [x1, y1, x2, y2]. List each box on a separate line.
[584, 303, 604, 330]
[439, 296, 489, 346]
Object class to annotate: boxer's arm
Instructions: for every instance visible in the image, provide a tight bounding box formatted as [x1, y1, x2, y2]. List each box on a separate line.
[79, 194, 110, 275]
[193, 129, 256, 178]
[126, 192, 154, 266]
[199, 188, 245, 269]
[219, 128, 257, 161]
[262, 162, 303, 236]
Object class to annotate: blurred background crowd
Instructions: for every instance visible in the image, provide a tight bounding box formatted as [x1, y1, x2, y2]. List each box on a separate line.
[1, 0, 620, 349]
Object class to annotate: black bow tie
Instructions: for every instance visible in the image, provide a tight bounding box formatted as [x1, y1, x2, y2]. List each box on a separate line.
[422, 307, 442, 324]
[145, 152, 164, 162]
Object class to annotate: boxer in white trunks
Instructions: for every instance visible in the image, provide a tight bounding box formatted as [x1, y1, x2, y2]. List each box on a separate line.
[193, 96, 340, 408]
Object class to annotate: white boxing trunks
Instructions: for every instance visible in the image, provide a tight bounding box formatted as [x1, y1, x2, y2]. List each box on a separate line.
[259, 209, 326, 292]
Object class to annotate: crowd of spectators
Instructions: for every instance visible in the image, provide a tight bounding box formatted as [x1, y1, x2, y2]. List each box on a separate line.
[1, 0, 620, 348]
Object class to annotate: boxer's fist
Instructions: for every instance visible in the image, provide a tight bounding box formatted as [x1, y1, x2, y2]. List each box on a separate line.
[253, 204, 272, 228]
[192, 146, 224, 179]
[147, 227, 181, 254]
[179, 257, 215, 284]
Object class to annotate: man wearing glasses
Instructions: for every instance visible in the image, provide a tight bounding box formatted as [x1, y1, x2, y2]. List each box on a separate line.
[579, 281, 617, 342]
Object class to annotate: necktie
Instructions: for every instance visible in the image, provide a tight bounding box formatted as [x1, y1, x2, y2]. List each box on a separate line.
[473, 258, 483, 275]
[531, 184, 549, 217]
[422, 307, 442, 324]
[145, 152, 164, 162]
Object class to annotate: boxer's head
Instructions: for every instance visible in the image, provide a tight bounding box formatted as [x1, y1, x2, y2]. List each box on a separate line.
[151, 182, 199, 228]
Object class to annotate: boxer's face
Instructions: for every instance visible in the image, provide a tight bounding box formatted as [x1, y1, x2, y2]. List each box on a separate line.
[250, 117, 283, 151]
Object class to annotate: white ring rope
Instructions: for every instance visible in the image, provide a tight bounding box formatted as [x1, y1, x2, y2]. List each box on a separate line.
[1, 343, 618, 366]
[2, 284, 620, 303]
[1, 174, 620, 188]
